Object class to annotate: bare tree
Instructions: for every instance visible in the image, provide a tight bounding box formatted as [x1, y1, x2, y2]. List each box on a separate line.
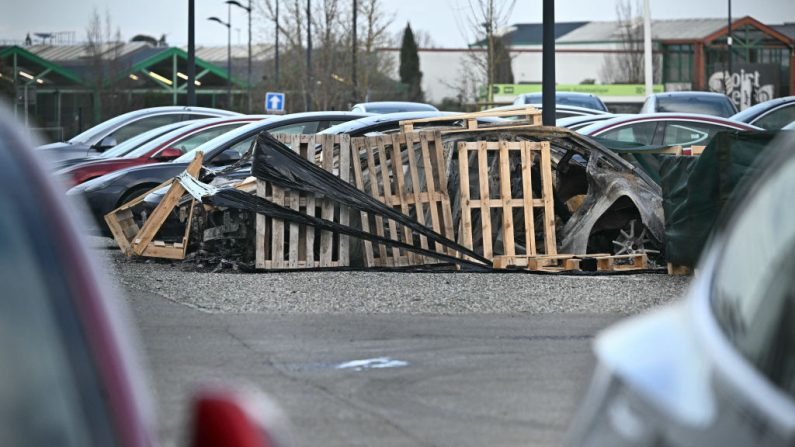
[253, 0, 396, 111]
[84, 8, 126, 122]
[451, 0, 516, 104]
[600, 0, 660, 84]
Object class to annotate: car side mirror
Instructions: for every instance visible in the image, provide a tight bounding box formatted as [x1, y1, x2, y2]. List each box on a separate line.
[155, 147, 183, 161]
[189, 385, 290, 447]
[94, 136, 118, 152]
[211, 148, 242, 166]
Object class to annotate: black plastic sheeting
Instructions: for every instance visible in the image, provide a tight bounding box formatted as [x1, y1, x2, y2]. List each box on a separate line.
[210, 131, 492, 269]
[659, 131, 779, 267]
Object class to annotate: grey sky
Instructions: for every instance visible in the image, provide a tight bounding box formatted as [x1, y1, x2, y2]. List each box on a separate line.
[1, 0, 793, 48]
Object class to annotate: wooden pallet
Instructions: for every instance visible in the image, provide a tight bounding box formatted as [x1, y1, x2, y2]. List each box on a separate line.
[399, 106, 541, 134]
[457, 139, 556, 261]
[350, 130, 456, 267]
[254, 134, 351, 269]
[105, 152, 202, 260]
[494, 253, 649, 272]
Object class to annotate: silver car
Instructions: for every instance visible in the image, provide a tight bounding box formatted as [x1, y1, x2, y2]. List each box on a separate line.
[566, 131, 795, 446]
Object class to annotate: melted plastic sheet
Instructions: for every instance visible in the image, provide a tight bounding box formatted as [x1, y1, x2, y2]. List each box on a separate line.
[659, 131, 778, 267]
[208, 131, 491, 270]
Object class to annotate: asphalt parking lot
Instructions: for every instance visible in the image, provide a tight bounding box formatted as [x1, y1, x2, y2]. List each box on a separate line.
[100, 241, 691, 447]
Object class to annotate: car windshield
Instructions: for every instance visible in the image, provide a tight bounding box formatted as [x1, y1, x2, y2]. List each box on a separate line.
[99, 122, 189, 159]
[656, 96, 736, 117]
[67, 112, 139, 145]
[123, 121, 247, 159]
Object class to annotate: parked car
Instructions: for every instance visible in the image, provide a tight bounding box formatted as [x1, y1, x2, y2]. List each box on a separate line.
[38, 106, 241, 161]
[68, 112, 369, 232]
[52, 121, 195, 171]
[56, 116, 267, 186]
[731, 96, 795, 130]
[0, 103, 286, 447]
[577, 113, 761, 147]
[513, 92, 609, 112]
[640, 91, 738, 118]
[566, 130, 795, 447]
[351, 101, 438, 114]
[557, 114, 622, 130]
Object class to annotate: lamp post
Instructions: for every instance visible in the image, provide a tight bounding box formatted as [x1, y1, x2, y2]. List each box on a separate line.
[208, 7, 232, 107]
[227, 0, 252, 112]
[187, 0, 196, 106]
[275, 0, 280, 84]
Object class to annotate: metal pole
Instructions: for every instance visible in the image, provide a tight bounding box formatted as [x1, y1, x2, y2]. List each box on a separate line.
[541, 0, 555, 126]
[275, 0, 280, 84]
[352, 0, 357, 104]
[643, 0, 653, 97]
[727, 0, 733, 95]
[187, 0, 196, 106]
[24, 83, 29, 128]
[305, 0, 312, 111]
[227, 3, 233, 107]
[247, 0, 252, 112]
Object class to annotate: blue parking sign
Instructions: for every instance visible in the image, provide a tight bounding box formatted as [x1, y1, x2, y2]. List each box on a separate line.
[265, 92, 285, 113]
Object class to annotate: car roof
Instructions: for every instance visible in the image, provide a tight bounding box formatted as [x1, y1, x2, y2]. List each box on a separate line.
[320, 111, 456, 135]
[731, 96, 795, 123]
[556, 114, 620, 128]
[649, 91, 731, 99]
[174, 111, 370, 161]
[577, 113, 762, 135]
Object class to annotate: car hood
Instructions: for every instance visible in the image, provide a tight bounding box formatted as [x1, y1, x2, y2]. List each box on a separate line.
[38, 141, 96, 161]
[52, 156, 103, 170]
[61, 157, 152, 175]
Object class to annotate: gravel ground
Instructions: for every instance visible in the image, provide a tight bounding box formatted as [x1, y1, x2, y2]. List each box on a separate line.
[95, 237, 692, 314]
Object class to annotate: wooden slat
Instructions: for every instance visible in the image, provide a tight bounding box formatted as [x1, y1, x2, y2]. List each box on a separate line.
[255, 179, 267, 268]
[287, 135, 301, 268]
[338, 134, 351, 265]
[538, 141, 557, 256]
[351, 139, 375, 267]
[390, 133, 415, 264]
[319, 135, 335, 266]
[498, 140, 515, 257]
[432, 132, 456, 252]
[520, 141, 537, 256]
[302, 135, 316, 265]
[271, 185, 285, 265]
[419, 132, 443, 252]
[364, 138, 389, 264]
[457, 142, 473, 252]
[405, 132, 429, 256]
[477, 141, 493, 259]
[377, 136, 401, 264]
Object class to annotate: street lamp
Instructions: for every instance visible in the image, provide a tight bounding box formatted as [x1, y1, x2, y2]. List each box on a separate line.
[226, 0, 252, 112]
[208, 8, 232, 107]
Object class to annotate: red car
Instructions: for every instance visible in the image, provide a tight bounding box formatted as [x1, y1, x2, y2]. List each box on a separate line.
[57, 116, 267, 186]
[0, 106, 286, 446]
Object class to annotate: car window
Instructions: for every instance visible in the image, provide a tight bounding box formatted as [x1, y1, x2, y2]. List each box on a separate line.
[106, 114, 184, 145]
[598, 122, 658, 145]
[711, 154, 795, 397]
[183, 113, 217, 121]
[226, 135, 257, 157]
[99, 122, 185, 159]
[657, 96, 735, 117]
[754, 105, 795, 130]
[662, 121, 724, 146]
[269, 121, 321, 135]
[163, 123, 243, 155]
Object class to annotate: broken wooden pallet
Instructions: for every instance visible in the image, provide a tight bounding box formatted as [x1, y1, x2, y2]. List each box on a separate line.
[350, 130, 456, 267]
[254, 134, 351, 269]
[457, 139, 556, 261]
[105, 152, 202, 260]
[493, 253, 649, 272]
[399, 106, 541, 134]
